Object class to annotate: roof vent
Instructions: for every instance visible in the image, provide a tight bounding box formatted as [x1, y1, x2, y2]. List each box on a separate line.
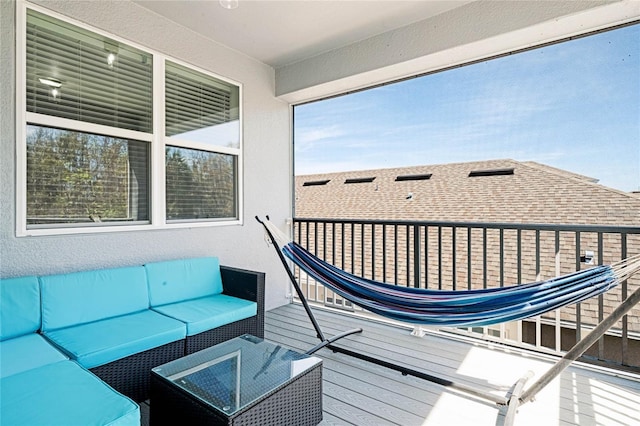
[395, 173, 432, 182]
[468, 168, 515, 177]
[303, 179, 330, 187]
[344, 177, 376, 184]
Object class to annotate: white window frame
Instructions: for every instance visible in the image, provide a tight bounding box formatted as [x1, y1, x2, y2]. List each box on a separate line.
[15, 1, 243, 236]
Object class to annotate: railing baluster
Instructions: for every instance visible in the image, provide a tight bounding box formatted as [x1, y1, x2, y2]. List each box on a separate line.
[536, 229, 541, 280]
[517, 229, 522, 284]
[467, 228, 472, 291]
[598, 232, 604, 359]
[331, 222, 336, 267]
[500, 228, 504, 287]
[414, 225, 421, 288]
[452, 226, 457, 291]
[575, 231, 582, 343]
[361, 223, 365, 277]
[394, 225, 399, 285]
[406, 225, 411, 287]
[350, 223, 355, 274]
[382, 224, 387, 282]
[535, 229, 541, 348]
[621, 233, 628, 366]
[425, 226, 429, 289]
[341, 222, 345, 270]
[483, 227, 488, 289]
[322, 222, 326, 260]
[555, 230, 561, 352]
[371, 224, 376, 281]
[438, 226, 443, 290]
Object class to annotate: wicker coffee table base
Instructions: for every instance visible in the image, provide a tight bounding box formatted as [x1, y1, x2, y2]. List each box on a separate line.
[150, 362, 322, 425]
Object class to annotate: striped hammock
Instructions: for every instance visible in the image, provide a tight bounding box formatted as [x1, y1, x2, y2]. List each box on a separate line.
[281, 240, 640, 328]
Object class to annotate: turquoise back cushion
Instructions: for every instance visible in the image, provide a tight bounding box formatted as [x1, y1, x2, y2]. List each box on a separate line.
[0, 276, 41, 341]
[40, 266, 149, 332]
[145, 257, 223, 306]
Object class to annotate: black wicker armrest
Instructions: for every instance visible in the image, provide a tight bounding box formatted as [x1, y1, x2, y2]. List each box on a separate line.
[220, 266, 265, 332]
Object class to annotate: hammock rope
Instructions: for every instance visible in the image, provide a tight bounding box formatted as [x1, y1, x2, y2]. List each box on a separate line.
[265, 220, 640, 327]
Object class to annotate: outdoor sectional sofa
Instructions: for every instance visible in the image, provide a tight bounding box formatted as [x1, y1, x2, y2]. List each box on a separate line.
[0, 257, 265, 425]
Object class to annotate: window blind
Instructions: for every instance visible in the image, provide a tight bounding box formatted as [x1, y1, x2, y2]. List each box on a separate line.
[165, 146, 236, 220]
[165, 61, 239, 138]
[26, 125, 150, 226]
[26, 9, 153, 133]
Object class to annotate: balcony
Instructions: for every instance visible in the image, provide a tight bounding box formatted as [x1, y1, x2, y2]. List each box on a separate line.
[292, 218, 640, 372]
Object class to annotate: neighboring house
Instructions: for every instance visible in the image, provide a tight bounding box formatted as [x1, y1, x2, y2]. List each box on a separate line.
[294, 159, 640, 346]
[295, 159, 639, 225]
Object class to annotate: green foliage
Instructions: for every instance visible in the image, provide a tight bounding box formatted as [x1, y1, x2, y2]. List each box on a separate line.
[165, 147, 236, 220]
[26, 126, 236, 225]
[26, 126, 141, 224]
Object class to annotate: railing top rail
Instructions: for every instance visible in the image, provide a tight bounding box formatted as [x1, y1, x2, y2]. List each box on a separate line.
[293, 217, 640, 234]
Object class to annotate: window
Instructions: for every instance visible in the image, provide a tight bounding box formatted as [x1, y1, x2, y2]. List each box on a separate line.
[164, 61, 240, 222]
[166, 147, 237, 221]
[18, 5, 242, 235]
[26, 125, 149, 226]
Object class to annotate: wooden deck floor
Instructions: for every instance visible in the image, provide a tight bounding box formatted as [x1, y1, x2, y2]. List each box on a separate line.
[265, 303, 640, 426]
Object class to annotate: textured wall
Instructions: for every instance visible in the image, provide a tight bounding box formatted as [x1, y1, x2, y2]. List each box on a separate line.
[0, 0, 292, 311]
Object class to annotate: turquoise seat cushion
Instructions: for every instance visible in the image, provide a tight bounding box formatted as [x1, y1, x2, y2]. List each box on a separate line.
[43, 310, 186, 369]
[40, 266, 149, 332]
[152, 294, 257, 336]
[0, 334, 68, 378]
[0, 276, 41, 340]
[0, 360, 140, 426]
[145, 257, 223, 307]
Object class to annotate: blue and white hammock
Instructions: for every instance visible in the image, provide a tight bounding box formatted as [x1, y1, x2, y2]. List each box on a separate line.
[263, 220, 640, 328]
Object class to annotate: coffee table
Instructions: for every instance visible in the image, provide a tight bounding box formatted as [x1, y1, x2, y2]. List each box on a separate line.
[150, 334, 323, 425]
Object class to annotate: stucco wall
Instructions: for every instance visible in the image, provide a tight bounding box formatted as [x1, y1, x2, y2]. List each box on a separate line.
[0, 0, 293, 311]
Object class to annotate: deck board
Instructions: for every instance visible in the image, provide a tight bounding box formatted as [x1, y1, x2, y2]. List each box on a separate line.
[265, 303, 640, 426]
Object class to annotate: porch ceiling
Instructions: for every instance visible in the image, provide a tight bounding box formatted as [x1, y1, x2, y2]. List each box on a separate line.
[132, 0, 473, 68]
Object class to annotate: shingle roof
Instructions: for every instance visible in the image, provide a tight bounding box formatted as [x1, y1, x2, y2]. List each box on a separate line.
[295, 159, 640, 225]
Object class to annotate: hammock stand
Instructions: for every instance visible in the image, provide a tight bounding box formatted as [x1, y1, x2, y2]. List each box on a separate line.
[256, 216, 640, 423]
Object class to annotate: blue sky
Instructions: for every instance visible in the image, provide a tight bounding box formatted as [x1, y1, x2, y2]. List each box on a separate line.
[294, 24, 640, 193]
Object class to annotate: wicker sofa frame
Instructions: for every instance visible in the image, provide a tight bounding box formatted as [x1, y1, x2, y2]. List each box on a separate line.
[90, 340, 184, 402]
[92, 265, 265, 402]
[184, 266, 265, 355]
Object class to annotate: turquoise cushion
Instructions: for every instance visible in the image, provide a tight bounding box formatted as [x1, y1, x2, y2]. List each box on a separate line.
[40, 266, 150, 331]
[43, 310, 186, 369]
[145, 257, 223, 306]
[0, 334, 68, 378]
[152, 294, 257, 336]
[0, 360, 140, 426]
[0, 276, 41, 340]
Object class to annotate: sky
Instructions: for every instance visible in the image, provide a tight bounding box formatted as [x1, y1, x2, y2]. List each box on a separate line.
[294, 24, 640, 193]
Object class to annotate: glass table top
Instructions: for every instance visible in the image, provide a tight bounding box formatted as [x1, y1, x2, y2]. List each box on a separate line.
[152, 334, 322, 416]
